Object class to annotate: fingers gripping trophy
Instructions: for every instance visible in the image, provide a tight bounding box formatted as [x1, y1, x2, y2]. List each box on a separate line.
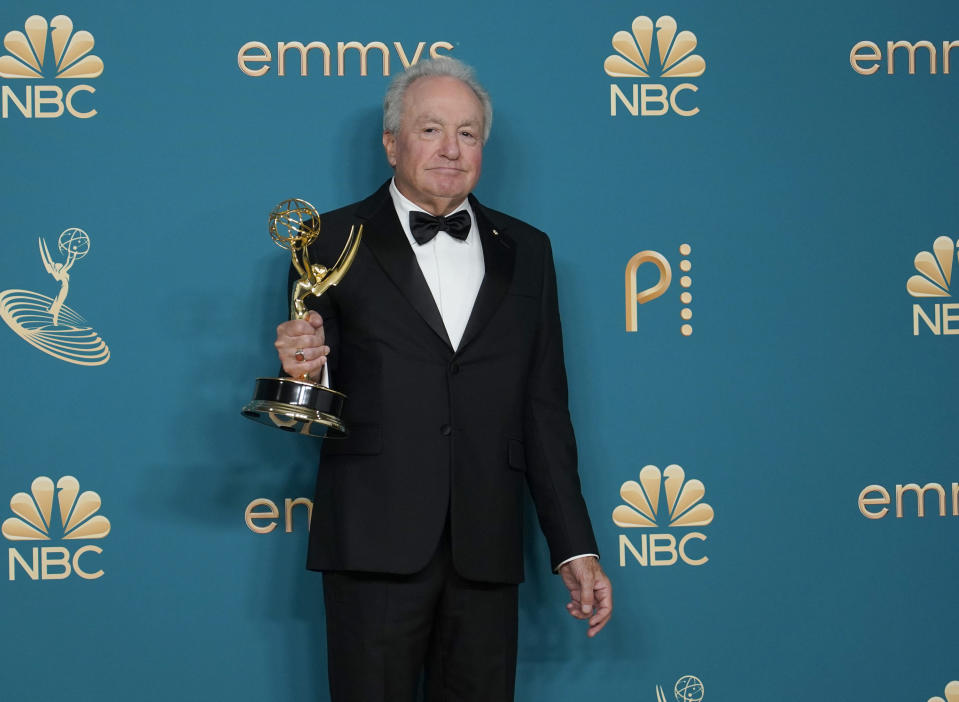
[242, 198, 363, 437]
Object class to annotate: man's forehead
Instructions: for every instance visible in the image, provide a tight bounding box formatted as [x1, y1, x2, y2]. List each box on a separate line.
[413, 110, 481, 126]
[404, 76, 482, 112]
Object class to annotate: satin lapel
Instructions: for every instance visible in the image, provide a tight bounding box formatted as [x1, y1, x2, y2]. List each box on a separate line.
[457, 201, 515, 353]
[358, 185, 453, 350]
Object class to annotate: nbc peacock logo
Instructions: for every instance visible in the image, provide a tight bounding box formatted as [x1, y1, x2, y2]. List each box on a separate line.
[929, 681, 959, 702]
[0, 14, 102, 118]
[907, 235, 958, 336]
[3, 476, 111, 580]
[613, 464, 713, 567]
[604, 15, 705, 117]
[0, 227, 110, 365]
[0, 15, 103, 79]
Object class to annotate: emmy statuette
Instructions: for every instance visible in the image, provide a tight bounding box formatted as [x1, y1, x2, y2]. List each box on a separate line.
[242, 198, 362, 437]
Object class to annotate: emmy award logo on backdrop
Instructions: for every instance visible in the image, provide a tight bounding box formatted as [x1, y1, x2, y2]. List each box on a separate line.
[656, 674, 704, 702]
[0, 227, 110, 365]
[242, 198, 362, 438]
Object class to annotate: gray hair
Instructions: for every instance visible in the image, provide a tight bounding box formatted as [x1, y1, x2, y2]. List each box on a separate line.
[383, 56, 493, 143]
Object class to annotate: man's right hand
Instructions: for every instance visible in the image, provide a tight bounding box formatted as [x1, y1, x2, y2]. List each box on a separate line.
[275, 310, 329, 379]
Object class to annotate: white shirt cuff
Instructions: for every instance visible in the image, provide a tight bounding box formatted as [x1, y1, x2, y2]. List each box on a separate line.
[554, 553, 599, 573]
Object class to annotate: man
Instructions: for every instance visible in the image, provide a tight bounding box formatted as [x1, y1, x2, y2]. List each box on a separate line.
[274, 57, 611, 702]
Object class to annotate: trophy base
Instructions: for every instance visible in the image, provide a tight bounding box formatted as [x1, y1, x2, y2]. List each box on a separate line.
[242, 377, 347, 438]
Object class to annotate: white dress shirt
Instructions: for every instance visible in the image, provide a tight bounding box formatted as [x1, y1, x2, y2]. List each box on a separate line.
[388, 180, 484, 350]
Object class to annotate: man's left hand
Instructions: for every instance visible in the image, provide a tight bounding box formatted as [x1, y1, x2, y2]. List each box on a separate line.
[558, 556, 612, 637]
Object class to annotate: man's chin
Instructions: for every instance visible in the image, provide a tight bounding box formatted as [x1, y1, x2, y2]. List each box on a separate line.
[424, 177, 475, 200]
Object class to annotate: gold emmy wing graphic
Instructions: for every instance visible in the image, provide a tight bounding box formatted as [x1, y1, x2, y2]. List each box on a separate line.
[0, 228, 110, 365]
[907, 236, 957, 297]
[2, 476, 110, 541]
[0, 15, 103, 79]
[613, 465, 714, 528]
[242, 198, 363, 438]
[604, 16, 705, 78]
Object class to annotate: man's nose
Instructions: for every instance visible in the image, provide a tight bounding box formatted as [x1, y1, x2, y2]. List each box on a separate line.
[439, 130, 460, 158]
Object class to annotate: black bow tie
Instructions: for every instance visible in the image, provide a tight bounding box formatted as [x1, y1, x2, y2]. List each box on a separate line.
[409, 210, 471, 245]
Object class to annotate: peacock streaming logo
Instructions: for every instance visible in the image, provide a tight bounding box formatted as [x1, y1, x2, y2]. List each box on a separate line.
[626, 244, 694, 336]
[908, 235, 959, 335]
[3, 476, 111, 580]
[0, 14, 103, 118]
[0, 228, 110, 365]
[605, 15, 705, 117]
[613, 464, 714, 567]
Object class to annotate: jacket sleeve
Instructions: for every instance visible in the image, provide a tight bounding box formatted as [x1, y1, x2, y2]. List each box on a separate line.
[522, 237, 599, 570]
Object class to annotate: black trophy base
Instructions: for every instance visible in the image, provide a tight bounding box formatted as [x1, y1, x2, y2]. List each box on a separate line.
[242, 377, 347, 438]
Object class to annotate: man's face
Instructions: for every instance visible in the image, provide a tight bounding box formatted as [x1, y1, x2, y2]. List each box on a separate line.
[383, 75, 484, 216]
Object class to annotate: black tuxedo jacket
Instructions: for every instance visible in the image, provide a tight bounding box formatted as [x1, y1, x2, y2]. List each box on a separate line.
[300, 181, 597, 584]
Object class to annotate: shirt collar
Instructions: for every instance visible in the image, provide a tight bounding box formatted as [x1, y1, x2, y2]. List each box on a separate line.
[388, 178, 476, 248]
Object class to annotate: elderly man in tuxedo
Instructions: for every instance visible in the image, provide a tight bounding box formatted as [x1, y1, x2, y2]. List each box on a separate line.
[274, 56, 612, 702]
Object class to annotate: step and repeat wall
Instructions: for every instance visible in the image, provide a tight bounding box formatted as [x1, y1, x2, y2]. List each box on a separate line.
[1, 0, 956, 700]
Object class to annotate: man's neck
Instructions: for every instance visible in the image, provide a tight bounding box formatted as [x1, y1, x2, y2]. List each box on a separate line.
[392, 182, 465, 216]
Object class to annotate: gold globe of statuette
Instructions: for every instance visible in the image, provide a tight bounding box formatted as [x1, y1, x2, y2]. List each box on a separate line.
[269, 198, 321, 251]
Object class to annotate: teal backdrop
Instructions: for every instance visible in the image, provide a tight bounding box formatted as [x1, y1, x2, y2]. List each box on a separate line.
[1, 0, 957, 700]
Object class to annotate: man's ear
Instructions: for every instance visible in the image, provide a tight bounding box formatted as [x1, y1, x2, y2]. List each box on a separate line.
[382, 131, 397, 167]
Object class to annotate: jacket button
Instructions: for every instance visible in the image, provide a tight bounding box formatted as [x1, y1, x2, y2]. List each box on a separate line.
[450, 362, 460, 375]
[440, 424, 452, 436]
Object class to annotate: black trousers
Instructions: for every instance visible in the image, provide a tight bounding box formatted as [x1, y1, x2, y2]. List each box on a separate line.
[322, 526, 519, 702]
